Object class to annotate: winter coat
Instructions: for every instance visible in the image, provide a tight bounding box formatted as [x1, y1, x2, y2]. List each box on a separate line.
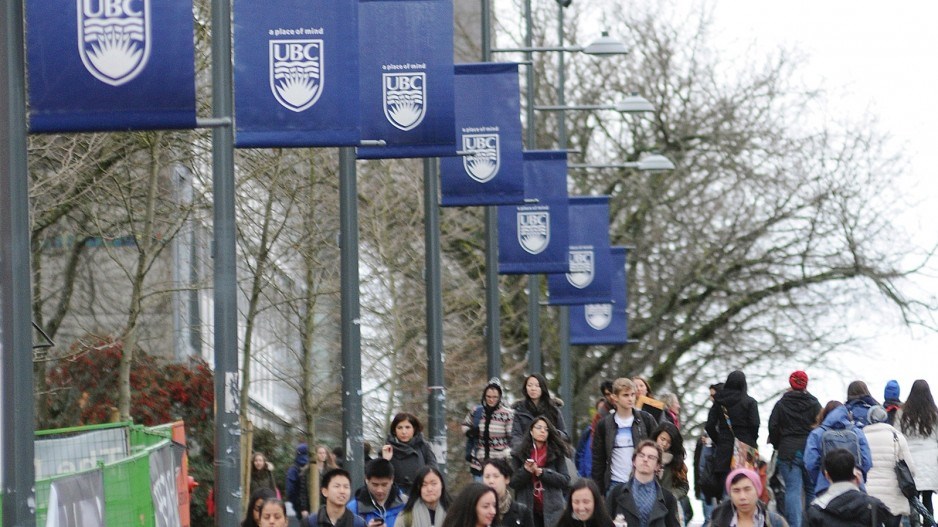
[574, 424, 593, 478]
[308, 507, 366, 527]
[845, 395, 879, 429]
[509, 450, 570, 527]
[658, 454, 690, 501]
[462, 402, 514, 473]
[591, 410, 659, 494]
[705, 388, 760, 475]
[251, 467, 278, 496]
[768, 389, 822, 460]
[286, 446, 310, 515]
[605, 478, 680, 527]
[510, 399, 568, 451]
[348, 484, 407, 527]
[806, 481, 891, 527]
[498, 500, 535, 527]
[710, 500, 788, 527]
[386, 432, 438, 491]
[803, 405, 873, 496]
[863, 422, 914, 515]
[899, 416, 938, 491]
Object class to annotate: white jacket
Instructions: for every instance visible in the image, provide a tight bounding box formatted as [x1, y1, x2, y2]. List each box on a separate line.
[902, 423, 938, 491]
[863, 423, 915, 515]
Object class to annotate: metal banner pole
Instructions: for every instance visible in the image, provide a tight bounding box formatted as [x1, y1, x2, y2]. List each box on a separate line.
[339, 147, 364, 489]
[210, 0, 241, 524]
[480, 0, 501, 380]
[423, 158, 446, 476]
[523, 0, 542, 375]
[0, 0, 36, 524]
[556, 4, 573, 428]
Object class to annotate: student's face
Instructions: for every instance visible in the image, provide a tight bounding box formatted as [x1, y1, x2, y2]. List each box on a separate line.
[525, 378, 542, 401]
[475, 491, 497, 527]
[322, 475, 351, 508]
[531, 420, 549, 444]
[633, 446, 660, 477]
[366, 477, 394, 503]
[484, 388, 501, 407]
[317, 447, 329, 462]
[633, 379, 648, 398]
[482, 465, 508, 496]
[603, 389, 616, 407]
[420, 472, 443, 507]
[570, 487, 595, 521]
[656, 432, 672, 452]
[613, 389, 635, 411]
[254, 454, 266, 470]
[259, 503, 287, 527]
[252, 498, 265, 523]
[395, 420, 415, 442]
[729, 478, 758, 515]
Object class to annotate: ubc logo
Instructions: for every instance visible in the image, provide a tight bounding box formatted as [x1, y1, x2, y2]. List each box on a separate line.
[518, 211, 550, 255]
[270, 39, 323, 112]
[78, 0, 151, 86]
[585, 304, 612, 330]
[383, 72, 426, 131]
[567, 249, 594, 288]
[462, 133, 500, 183]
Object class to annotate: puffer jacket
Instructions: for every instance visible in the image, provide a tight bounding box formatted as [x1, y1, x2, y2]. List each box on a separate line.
[899, 412, 938, 491]
[863, 422, 915, 515]
[803, 405, 873, 496]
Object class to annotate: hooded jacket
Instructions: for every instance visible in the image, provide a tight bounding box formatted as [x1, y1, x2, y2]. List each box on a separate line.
[768, 389, 822, 460]
[806, 481, 891, 527]
[803, 406, 873, 496]
[863, 422, 914, 515]
[705, 375, 760, 475]
[348, 483, 407, 527]
[386, 432, 438, 491]
[845, 395, 879, 429]
[287, 444, 310, 514]
[462, 383, 514, 473]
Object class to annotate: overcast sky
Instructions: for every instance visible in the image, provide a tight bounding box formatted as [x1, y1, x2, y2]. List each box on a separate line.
[703, 0, 938, 407]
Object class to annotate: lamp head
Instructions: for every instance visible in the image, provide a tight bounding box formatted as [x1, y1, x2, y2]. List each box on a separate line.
[582, 31, 628, 56]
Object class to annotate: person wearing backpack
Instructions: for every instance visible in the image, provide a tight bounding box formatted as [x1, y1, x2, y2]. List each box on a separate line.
[705, 371, 760, 497]
[845, 381, 880, 429]
[806, 449, 891, 527]
[804, 400, 873, 498]
[462, 379, 514, 480]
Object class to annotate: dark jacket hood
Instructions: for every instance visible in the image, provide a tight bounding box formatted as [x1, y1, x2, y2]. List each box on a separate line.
[778, 390, 820, 414]
[714, 388, 744, 408]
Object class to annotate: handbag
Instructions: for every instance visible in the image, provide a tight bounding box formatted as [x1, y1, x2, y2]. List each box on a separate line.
[722, 405, 759, 470]
[892, 430, 917, 499]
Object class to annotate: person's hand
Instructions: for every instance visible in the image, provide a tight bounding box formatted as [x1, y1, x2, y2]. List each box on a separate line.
[524, 459, 537, 474]
[301, 511, 310, 519]
[381, 444, 393, 460]
[368, 519, 386, 527]
[466, 426, 480, 439]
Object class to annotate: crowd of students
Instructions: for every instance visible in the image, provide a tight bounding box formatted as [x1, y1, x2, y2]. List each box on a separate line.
[240, 372, 938, 527]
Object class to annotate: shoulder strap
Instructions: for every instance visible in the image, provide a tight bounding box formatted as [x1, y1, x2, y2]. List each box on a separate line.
[721, 405, 737, 438]
[473, 405, 484, 425]
[305, 513, 318, 527]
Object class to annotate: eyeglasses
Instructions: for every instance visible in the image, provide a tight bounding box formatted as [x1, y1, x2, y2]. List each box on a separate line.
[636, 452, 659, 462]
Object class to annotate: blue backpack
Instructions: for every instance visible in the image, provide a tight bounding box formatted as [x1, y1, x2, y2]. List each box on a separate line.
[821, 425, 861, 466]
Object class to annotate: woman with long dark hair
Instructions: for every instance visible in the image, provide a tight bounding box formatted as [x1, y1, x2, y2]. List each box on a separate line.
[394, 466, 450, 527]
[900, 379, 938, 517]
[553, 479, 613, 527]
[442, 483, 499, 527]
[382, 412, 439, 490]
[243, 488, 278, 527]
[511, 374, 568, 449]
[652, 422, 691, 525]
[510, 416, 571, 527]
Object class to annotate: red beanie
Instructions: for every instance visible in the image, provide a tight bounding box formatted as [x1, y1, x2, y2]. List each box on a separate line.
[789, 371, 808, 390]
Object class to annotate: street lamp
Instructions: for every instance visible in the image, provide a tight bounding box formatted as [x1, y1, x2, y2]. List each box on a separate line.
[569, 153, 676, 172]
[491, 31, 629, 56]
[535, 93, 656, 114]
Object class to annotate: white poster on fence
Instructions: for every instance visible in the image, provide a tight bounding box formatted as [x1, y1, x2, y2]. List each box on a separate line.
[150, 444, 182, 527]
[45, 469, 105, 527]
[35, 427, 129, 478]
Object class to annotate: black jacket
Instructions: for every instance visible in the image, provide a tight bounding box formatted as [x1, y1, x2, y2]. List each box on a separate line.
[806, 484, 891, 527]
[386, 432, 438, 491]
[498, 500, 535, 527]
[768, 390, 821, 460]
[591, 410, 659, 494]
[309, 507, 367, 527]
[605, 479, 680, 527]
[705, 388, 760, 474]
[710, 500, 788, 527]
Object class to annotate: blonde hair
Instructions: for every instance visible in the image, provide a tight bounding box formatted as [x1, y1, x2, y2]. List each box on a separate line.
[612, 377, 637, 395]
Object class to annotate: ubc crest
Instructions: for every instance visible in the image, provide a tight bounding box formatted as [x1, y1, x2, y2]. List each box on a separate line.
[270, 39, 323, 112]
[462, 133, 500, 183]
[78, 0, 151, 86]
[567, 249, 594, 288]
[517, 210, 550, 255]
[585, 304, 612, 331]
[383, 72, 426, 131]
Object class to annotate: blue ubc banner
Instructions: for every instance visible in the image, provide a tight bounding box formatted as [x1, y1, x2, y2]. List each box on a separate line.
[547, 196, 613, 305]
[233, 0, 360, 147]
[356, 0, 455, 159]
[439, 63, 524, 206]
[26, 0, 197, 132]
[570, 247, 628, 345]
[497, 151, 569, 274]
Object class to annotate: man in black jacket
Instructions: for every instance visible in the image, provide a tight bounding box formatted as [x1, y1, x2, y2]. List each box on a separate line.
[606, 440, 680, 527]
[768, 370, 821, 527]
[806, 449, 890, 527]
[591, 377, 659, 496]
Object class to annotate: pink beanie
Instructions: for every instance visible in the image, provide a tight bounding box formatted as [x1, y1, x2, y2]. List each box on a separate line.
[725, 468, 763, 496]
